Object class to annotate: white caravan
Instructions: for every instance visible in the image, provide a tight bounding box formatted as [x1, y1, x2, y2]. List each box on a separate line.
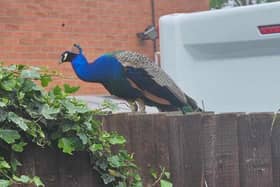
[159, 2, 280, 112]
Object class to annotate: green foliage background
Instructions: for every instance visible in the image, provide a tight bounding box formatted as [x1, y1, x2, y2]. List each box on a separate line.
[0, 64, 142, 187]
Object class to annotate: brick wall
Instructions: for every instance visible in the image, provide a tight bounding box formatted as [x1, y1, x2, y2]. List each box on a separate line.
[0, 0, 208, 94]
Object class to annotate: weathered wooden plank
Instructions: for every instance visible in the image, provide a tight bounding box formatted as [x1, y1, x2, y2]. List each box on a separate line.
[201, 113, 217, 187]
[153, 114, 170, 172]
[168, 113, 203, 187]
[272, 113, 280, 187]
[238, 113, 273, 187]
[128, 113, 157, 186]
[15, 145, 36, 187]
[181, 113, 203, 187]
[33, 146, 59, 187]
[57, 151, 104, 187]
[168, 114, 184, 187]
[203, 113, 241, 187]
[215, 113, 240, 187]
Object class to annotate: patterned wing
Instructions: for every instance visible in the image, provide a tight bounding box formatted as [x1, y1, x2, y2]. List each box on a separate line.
[113, 51, 187, 105]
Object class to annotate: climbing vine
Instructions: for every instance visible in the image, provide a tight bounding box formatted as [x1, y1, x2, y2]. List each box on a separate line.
[0, 64, 142, 187]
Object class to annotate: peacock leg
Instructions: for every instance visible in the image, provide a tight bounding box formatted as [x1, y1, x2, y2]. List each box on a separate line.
[128, 100, 138, 112]
[136, 98, 146, 113]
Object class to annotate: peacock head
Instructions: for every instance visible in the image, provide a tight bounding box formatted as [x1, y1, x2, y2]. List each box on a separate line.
[59, 44, 83, 64]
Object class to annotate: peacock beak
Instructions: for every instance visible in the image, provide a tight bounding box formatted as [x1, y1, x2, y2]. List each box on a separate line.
[58, 59, 65, 64]
[59, 55, 66, 64]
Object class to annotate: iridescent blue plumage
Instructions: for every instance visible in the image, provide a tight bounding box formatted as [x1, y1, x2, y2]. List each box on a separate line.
[72, 53, 143, 99]
[60, 44, 201, 112]
[71, 54, 123, 82]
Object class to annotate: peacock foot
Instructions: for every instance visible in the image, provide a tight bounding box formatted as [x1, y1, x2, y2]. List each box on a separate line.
[136, 98, 146, 113]
[128, 100, 138, 112]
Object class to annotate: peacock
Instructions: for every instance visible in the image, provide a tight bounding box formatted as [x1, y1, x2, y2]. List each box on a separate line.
[60, 44, 201, 113]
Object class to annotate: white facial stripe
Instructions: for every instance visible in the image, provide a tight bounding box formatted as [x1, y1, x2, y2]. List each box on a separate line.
[63, 53, 68, 61]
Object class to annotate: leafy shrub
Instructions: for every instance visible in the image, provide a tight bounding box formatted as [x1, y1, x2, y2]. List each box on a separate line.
[0, 64, 142, 187]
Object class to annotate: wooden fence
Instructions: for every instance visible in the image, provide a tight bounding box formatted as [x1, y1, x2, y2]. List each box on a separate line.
[16, 112, 280, 187]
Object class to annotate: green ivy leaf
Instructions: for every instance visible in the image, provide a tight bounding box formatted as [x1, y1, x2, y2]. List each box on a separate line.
[11, 157, 22, 172]
[12, 141, 27, 152]
[0, 180, 10, 187]
[164, 171, 171, 179]
[61, 122, 77, 133]
[108, 155, 122, 168]
[108, 134, 126, 145]
[0, 129, 21, 144]
[3, 64, 17, 71]
[58, 137, 75, 155]
[8, 112, 29, 131]
[53, 86, 63, 96]
[116, 181, 126, 187]
[0, 157, 11, 169]
[160, 179, 173, 187]
[0, 98, 9, 106]
[16, 64, 26, 70]
[17, 91, 25, 101]
[96, 159, 108, 171]
[150, 168, 157, 179]
[13, 175, 31, 184]
[63, 84, 80, 94]
[62, 100, 88, 114]
[89, 144, 103, 152]
[21, 79, 37, 92]
[131, 175, 143, 187]
[101, 174, 115, 184]
[0, 109, 8, 122]
[108, 169, 122, 177]
[20, 69, 40, 79]
[32, 176, 44, 187]
[40, 75, 52, 87]
[101, 99, 119, 112]
[77, 133, 88, 145]
[58, 137, 82, 155]
[0, 101, 6, 107]
[40, 105, 60, 119]
[84, 121, 93, 131]
[1, 79, 17, 91]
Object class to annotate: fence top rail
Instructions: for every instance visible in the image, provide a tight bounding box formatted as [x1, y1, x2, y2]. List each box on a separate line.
[95, 112, 276, 118]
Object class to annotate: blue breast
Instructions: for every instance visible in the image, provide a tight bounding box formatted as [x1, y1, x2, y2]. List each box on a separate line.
[71, 53, 124, 82]
[70, 53, 143, 99]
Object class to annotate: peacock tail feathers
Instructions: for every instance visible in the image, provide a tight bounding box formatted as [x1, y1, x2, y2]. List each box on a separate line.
[111, 51, 187, 105]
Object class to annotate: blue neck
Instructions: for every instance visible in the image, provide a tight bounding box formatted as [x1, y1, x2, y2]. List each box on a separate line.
[71, 53, 124, 83]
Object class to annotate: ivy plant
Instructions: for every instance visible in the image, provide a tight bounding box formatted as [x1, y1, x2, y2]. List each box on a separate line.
[0, 64, 142, 187]
[151, 166, 172, 187]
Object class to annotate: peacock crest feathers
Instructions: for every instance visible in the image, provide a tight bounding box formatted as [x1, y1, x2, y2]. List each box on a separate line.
[71, 44, 82, 54]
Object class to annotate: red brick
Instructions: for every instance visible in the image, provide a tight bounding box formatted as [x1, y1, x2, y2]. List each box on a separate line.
[0, 0, 208, 94]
